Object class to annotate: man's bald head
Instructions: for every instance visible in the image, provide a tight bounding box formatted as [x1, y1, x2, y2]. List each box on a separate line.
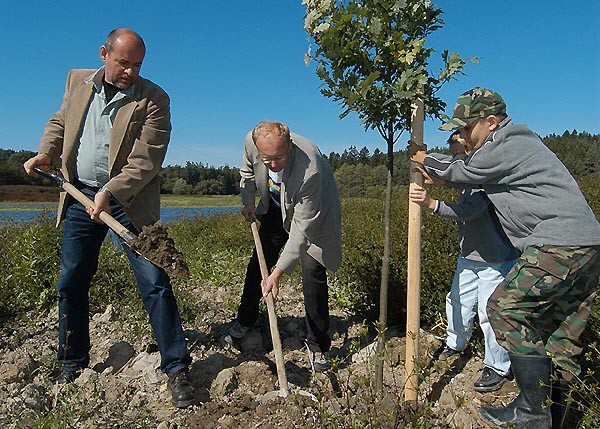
[104, 28, 146, 55]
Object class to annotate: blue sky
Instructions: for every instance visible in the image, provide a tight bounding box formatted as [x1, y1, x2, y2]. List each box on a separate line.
[2, 1, 598, 167]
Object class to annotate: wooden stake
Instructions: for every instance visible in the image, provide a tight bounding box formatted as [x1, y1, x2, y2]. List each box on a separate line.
[405, 97, 424, 402]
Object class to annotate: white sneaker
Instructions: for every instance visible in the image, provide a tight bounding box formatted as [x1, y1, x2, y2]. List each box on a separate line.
[223, 320, 249, 345]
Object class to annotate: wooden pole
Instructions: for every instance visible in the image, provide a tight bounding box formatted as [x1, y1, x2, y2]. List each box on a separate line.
[250, 220, 289, 396]
[405, 96, 424, 402]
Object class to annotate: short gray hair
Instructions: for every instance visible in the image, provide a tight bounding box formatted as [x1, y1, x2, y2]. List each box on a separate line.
[251, 121, 291, 144]
[104, 28, 146, 54]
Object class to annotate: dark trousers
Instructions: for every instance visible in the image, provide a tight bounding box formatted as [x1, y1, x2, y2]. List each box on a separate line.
[236, 201, 331, 352]
[56, 188, 191, 377]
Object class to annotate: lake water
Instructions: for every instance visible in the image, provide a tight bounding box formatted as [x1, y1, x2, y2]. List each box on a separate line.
[0, 203, 239, 224]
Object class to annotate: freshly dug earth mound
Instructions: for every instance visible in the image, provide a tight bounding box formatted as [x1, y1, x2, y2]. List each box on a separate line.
[130, 221, 190, 279]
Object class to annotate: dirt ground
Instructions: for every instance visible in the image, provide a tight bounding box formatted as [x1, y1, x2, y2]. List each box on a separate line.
[0, 273, 525, 429]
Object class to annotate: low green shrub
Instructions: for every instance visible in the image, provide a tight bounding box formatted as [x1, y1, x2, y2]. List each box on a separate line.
[0, 211, 61, 317]
[169, 213, 251, 284]
[0, 212, 144, 324]
[331, 186, 459, 329]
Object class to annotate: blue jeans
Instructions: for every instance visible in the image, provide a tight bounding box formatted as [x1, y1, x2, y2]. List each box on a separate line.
[56, 188, 190, 376]
[445, 256, 516, 376]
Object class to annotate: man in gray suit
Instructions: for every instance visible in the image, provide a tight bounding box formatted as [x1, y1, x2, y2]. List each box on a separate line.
[225, 121, 342, 372]
[23, 29, 195, 408]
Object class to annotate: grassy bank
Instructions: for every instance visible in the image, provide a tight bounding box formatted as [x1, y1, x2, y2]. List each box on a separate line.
[4, 184, 599, 328]
[160, 194, 241, 207]
[0, 202, 56, 211]
[0, 187, 241, 208]
[0, 185, 59, 203]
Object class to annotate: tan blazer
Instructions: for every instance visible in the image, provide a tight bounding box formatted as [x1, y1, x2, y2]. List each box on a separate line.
[240, 132, 342, 273]
[39, 68, 171, 229]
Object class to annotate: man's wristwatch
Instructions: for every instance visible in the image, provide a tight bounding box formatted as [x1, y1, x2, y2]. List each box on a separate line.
[98, 187, 113, 199]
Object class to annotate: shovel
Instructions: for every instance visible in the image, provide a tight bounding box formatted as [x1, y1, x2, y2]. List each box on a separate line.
[250, 219, 289, 396]
[33, 167, 160, 267]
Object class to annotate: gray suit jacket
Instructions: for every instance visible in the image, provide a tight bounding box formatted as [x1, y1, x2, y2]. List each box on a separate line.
[240, 132, 342, 274]
[39, 68, 171, 229]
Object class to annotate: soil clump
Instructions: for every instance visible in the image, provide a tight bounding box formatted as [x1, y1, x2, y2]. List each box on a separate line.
[130, 221, 190, 279]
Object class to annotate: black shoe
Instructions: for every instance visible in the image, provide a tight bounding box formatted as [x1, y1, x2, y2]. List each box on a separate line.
[167, 369, 197, 408]
[223, 320, 250, 346]
[474, 367, 509, 393]
[305, 342, 331, 373]
[57, 370, 80, 384]
[432, 343, 461, 360]
[311, 350, 331, 372]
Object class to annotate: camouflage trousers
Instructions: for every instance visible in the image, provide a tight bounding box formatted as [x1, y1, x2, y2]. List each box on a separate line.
[488, 245, 600, 380]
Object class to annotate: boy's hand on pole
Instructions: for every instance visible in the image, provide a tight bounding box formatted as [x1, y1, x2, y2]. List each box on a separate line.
[407, 140, 427, 164]
[409, 184, 436, 210]
[413, 167, 445, 186]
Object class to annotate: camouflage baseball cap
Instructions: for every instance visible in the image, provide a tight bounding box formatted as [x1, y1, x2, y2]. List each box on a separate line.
[439, 87, 506, 131]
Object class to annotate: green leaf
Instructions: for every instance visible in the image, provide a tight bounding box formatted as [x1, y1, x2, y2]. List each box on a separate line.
[393, 0, 407, 12]
[314, 22, 332, 33]
[369, 16, 382, 37]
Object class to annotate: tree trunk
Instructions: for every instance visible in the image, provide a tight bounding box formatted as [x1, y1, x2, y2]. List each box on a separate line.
[375, 129, 394, 393]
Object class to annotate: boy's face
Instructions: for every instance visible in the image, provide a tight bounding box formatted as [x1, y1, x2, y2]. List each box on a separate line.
[449, 140, 465, 156]
[459, 116, 498, 152]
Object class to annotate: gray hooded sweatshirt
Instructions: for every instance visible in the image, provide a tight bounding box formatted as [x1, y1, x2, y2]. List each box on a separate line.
[436, 188, 519, 263]
[423, 118, 600, 251]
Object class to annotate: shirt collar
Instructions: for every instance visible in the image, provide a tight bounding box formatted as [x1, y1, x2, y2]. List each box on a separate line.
[498, 115, 512, 130]
[90, 66, 135, 97]
[268, 168, 284, 180]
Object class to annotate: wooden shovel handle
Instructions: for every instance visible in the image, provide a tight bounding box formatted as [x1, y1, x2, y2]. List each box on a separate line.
[32, 168, 136, 243]
[61, 182, 137, 243]
[250, 220, 289, 396]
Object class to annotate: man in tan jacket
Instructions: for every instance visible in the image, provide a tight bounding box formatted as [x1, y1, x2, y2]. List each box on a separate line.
[23, 29, 195, 408]
[225, 121, 342, 372]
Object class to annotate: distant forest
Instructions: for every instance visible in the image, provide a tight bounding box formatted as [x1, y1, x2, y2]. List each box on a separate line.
[1, 130, 598, 196]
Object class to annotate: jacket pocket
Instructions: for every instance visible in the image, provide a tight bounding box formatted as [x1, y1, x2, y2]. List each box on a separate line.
[520, 246, 570, 280]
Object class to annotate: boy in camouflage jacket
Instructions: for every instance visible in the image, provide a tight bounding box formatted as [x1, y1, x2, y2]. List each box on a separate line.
[409, 87, 600, 429]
